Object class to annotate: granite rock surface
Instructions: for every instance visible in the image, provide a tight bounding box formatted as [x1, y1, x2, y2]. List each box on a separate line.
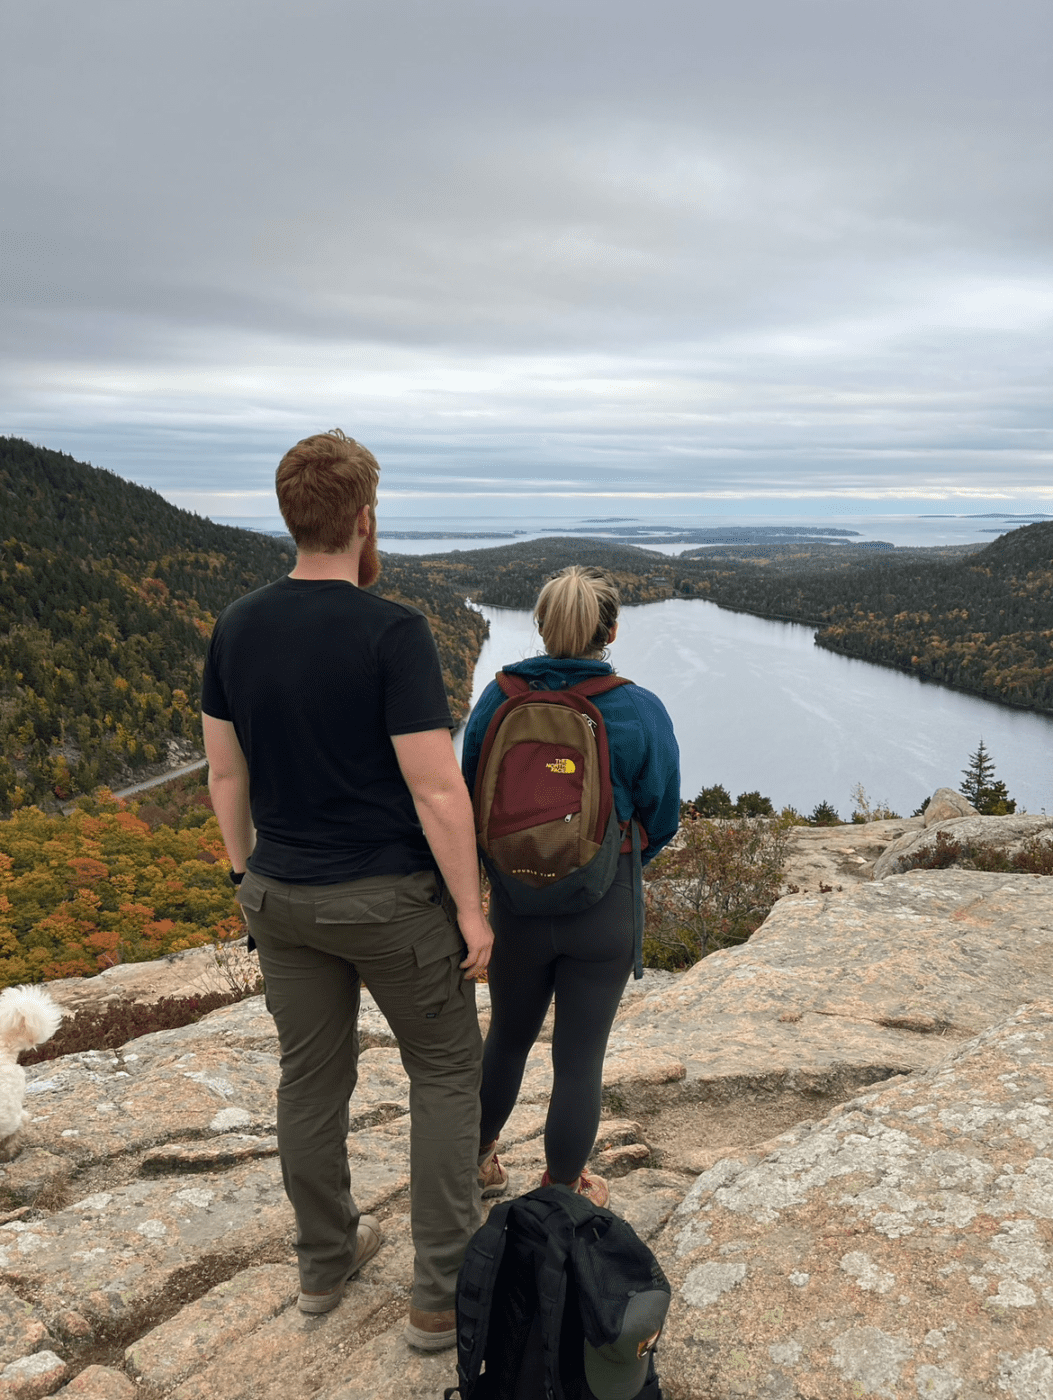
[923, 786, 979, 826]
[658, 1000, 1053, 1399]
[612, 869, 1053, 1101]
[780, 817, 923, 891]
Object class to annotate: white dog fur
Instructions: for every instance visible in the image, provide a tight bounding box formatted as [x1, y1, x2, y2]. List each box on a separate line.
[0, 985, 63, 1157]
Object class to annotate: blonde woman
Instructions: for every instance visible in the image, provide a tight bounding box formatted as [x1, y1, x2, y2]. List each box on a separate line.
[461, 565, 680, 1206]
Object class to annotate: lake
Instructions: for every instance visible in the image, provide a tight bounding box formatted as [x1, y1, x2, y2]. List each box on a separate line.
[455, 600, 1052, 819]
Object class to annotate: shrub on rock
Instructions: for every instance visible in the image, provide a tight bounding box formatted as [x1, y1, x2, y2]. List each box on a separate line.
[643, 817, 790, 969]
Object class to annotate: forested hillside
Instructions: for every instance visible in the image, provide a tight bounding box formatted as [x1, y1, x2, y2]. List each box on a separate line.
[428, 526, 1053, 713]
[0, 439, 486, 814]
[709, 523, 1053, 711]
[409, 535, 978, 610]
[415, 538, 696, 608]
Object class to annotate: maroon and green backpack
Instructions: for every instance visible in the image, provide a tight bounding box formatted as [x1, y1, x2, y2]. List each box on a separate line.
[472, 671, 645, 976]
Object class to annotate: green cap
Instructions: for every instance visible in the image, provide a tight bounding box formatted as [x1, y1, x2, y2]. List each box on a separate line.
[582, 1289, 668, 1400]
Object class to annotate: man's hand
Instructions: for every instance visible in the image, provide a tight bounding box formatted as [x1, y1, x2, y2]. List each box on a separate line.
[458, 911, 494, 980]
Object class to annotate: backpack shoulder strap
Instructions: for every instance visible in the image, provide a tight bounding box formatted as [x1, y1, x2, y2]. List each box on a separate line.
[495, 670, 531, 698]
[520, 1194, 579, 1400]
[447, 1198, 514, 1398]
[538, 1228, 571, 1400]
[567, 674, 634, 699]
[497, 672, 634, 701]
[631, 817, 644, 981]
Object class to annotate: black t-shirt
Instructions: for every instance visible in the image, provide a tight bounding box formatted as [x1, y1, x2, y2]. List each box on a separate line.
[201, 577, 453, 883]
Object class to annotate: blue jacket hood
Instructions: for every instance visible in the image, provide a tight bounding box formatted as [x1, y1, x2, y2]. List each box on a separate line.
[501, 656, 615, 690]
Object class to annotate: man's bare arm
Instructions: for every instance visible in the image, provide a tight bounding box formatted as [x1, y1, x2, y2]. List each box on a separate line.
[391, 728, 493, 977]
[202, 714, 255, 873]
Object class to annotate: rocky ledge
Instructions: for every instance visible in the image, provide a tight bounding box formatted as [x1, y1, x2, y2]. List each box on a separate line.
[660, 1000, 1053, 1399]
[0, 819, 1051, 1398]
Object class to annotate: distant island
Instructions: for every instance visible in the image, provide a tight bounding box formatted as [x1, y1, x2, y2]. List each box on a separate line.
[378, 530, 527, 540]
[551, 524, 865, 543]
[381, 523, 881, 548]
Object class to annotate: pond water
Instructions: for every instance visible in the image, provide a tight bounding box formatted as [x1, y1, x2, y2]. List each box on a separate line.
[455, 600, 1052, 819]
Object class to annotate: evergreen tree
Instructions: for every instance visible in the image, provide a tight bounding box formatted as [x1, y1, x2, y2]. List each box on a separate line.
[694, 784, 734, 817]
[960, 739, 996, 806]
[734, 790, 775, 817]
[960, 740, 1017, 815]
[809, 800, 841, 826]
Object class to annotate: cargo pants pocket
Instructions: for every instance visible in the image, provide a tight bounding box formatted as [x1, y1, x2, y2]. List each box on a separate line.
[236, 873, 266, 914]
[234, 872, 267, 955]
[412, 922, 468, 1021]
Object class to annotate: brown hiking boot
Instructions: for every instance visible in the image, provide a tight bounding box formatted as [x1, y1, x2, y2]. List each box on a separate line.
[405, 1306, 457, 1351]
[540, 1168, 610, 1209]
[297, 1214, 382, 1314]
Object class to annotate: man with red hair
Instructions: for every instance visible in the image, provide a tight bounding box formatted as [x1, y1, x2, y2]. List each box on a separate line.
[202, 430, 492, 1351]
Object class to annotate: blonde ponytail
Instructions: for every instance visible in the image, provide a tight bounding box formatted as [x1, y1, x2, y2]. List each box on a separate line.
[534, 566, 620, 659]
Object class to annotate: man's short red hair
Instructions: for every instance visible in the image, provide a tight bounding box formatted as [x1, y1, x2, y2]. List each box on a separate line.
[275, 430, 380, 553]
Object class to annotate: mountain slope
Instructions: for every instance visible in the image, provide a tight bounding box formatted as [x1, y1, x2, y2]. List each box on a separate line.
[0, 439, 485, 814]
[806, 522, 1053, 709]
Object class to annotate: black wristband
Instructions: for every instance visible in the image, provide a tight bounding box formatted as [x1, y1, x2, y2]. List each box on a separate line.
[229, 870, 246, 887]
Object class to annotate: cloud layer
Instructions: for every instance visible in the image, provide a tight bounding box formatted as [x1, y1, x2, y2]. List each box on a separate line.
[2, 0, 1050, 515]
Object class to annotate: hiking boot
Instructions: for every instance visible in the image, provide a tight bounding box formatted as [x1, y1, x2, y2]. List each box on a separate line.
[574, 1171, 610, 1209]
[540, 1169, 610, 1210]
[478, 1140, 511, 1199]
[297, 1215, 382, 1314]
[405, 1306, 457, 1351]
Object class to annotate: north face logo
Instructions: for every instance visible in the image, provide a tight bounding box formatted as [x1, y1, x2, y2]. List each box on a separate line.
[546, 758, 576, 774]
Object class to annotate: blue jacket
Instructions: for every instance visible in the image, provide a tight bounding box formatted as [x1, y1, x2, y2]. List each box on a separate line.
[461, 655, 681, 865]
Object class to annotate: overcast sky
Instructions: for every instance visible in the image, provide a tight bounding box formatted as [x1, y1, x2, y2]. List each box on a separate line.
[2, 0, 1051, 523]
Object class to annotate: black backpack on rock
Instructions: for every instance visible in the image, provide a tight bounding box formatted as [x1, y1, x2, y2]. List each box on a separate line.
[444, 1186, 670, 1400]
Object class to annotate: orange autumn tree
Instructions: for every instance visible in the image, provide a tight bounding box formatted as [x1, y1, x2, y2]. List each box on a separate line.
[0, 789, 242, 988]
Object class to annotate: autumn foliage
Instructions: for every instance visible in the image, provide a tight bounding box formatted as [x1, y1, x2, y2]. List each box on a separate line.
[0, 779, 241, 989]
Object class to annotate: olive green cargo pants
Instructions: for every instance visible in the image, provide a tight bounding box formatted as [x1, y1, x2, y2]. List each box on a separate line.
[237, 867, 482, 1310]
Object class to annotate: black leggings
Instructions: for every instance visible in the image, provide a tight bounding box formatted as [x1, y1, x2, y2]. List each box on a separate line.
[479, 854, 634, 1183]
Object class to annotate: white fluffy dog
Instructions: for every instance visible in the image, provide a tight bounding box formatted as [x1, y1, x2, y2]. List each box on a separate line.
[0, 985, 63, 1158]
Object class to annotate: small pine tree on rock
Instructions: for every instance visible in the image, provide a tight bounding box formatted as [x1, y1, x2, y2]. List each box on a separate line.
[960, 739, 995, 805]
[735, 790, 775, 818]
[693, 784, 735, 818]
[960, 739, 1017, 815]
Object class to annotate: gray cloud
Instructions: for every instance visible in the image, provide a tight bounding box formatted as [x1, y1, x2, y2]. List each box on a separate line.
[2, 0, 1051, 512]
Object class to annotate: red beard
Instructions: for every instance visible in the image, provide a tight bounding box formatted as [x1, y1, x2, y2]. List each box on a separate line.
[358, 533, 382, 589]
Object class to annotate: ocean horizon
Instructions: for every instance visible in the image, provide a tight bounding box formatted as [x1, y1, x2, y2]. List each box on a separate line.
[211, 509, 1051, 556]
